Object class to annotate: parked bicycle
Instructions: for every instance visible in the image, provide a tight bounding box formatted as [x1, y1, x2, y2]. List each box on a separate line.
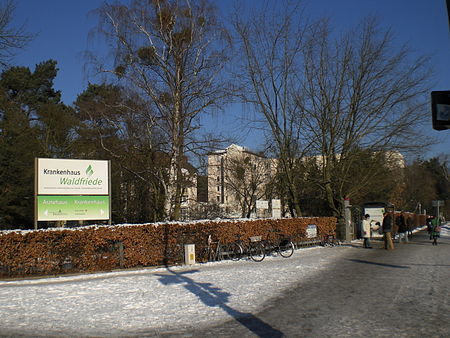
[228, 234, 266, 262]
[201, 235, 240, 262]
[262, 228, 295, 258]
[321, 234, 340, 247]
[201, 235, 222, 262]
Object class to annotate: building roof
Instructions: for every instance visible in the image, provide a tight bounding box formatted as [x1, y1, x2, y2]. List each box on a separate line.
[208, 144, 266, 158]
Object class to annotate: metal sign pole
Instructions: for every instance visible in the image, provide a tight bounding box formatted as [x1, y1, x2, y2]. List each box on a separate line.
[34, 158, 38, 230]
[108, 160, 112, 226]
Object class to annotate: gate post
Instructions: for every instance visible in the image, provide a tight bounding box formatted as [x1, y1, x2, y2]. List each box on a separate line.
[343, 198, 353, 242]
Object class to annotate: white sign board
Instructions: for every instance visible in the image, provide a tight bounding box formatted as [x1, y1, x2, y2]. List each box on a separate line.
[271, 199, 281, 218]
[272, 199, 281, 209]
[256, 200, 269, 209]
[37, 158, 109, 195]
[432, 200, 444, 207]
[306, 224, 317, 238]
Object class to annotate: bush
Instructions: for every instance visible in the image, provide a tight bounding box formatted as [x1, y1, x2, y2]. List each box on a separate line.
[0, 217, 336, 278]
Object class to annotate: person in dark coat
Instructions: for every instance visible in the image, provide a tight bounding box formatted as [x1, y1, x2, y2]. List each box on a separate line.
[396, 211, 408, 243]
[406, 216, 413, 237]
[427, 216, 434, 239]
[382, 211, 394, 250]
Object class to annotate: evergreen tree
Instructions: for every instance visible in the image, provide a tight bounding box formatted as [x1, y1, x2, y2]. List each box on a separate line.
[74, 83, 167, 223]
[0, 61, 74, 229]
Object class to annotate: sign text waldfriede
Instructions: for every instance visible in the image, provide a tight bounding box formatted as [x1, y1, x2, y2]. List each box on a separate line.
[35, 158, 110, 224]
[37, 158, 109, 195]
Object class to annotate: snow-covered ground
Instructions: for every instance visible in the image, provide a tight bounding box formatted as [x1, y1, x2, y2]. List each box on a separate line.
[0, 224, 448, 337]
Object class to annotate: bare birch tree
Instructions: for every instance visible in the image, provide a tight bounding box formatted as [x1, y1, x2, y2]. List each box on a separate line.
[0, 0, 33, 68]
[232, 2, 310, 217]
[297, 17, 433, 218]
[90, 0, 229, 220]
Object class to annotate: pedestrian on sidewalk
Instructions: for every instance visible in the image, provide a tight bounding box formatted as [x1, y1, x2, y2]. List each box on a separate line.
[427, 216, 434, 239]
[382, 210, 395, 250]
[396, 211, 408, 243]
[430, 216, 441, 246]
[362, 214, 373, 248]
[406, 216, 413, 238]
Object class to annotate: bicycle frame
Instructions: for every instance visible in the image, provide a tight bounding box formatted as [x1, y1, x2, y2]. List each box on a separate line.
[263, 229, 295, 258]
[231, 235, 265, 262]
[203, 235, 238, 262]
[201, 235, 222, 262]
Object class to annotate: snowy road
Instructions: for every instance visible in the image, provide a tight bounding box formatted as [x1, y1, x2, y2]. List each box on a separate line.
[0, 225, 448, 337]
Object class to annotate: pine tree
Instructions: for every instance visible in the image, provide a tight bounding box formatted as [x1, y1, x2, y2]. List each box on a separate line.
[0, 61, 74, 229]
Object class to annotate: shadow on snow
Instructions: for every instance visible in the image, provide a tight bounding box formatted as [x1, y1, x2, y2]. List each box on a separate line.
[155, 268, 283, 338]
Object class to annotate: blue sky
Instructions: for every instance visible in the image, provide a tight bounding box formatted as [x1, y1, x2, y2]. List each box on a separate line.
[12, 0, 450, 159]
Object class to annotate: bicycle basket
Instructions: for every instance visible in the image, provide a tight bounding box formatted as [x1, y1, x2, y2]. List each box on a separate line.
[250, 236, 262, 242]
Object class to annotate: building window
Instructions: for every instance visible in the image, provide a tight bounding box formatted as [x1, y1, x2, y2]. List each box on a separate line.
[217, 196, 220, 202]
[181, 195, 188, 203]
[217, 186, 220, 192]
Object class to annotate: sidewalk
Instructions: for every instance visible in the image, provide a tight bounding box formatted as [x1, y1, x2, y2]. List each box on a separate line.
[0, 244, 352, 337]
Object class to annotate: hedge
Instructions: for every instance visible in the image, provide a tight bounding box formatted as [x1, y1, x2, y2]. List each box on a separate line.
[392, 212, 428, 233]
[0, 217, 336, 278]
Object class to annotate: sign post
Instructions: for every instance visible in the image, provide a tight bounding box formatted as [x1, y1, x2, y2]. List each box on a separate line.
[432, 200, 444, 219]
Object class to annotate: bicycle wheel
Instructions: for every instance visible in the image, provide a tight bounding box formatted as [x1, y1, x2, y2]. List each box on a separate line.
[249, 242, 265, 262]
[278, 240, 295, 258]
[226, 242, 244, 261]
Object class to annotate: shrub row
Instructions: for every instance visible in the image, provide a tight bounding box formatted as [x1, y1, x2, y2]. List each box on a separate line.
[392, 212, 428, 233]
[0, 217, 336, 278]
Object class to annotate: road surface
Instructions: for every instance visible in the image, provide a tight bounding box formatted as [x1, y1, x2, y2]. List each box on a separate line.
[157, 229, 450, 337]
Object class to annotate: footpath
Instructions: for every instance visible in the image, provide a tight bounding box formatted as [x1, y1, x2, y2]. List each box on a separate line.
[182, 224, 450, 338]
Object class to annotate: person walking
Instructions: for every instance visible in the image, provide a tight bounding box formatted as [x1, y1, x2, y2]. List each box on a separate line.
[430, 216, 441, 246]
[362, 214, 373, 248]
[382, 210, 395, 250]
[396, 211, 408, 243]
[406, 216, 413, 238]
[427, 216, 434, 239]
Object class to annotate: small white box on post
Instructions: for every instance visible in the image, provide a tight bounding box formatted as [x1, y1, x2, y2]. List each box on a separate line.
[184, 244, 196, 265]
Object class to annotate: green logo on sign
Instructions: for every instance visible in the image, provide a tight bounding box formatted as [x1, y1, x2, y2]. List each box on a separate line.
[86, 165, 94, 177]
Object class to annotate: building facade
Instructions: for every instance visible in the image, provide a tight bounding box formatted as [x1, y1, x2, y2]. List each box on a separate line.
[207, 144, 275, 218]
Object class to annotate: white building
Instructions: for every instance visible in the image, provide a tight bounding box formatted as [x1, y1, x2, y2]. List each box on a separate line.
[205, 144, 405, 219]
[207, 144, 275, 218]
